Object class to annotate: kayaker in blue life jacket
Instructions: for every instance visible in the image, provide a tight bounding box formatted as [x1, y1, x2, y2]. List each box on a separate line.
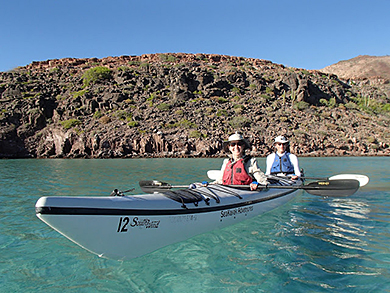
[213, 132, 268, 190]
[266, 135, 301, 180]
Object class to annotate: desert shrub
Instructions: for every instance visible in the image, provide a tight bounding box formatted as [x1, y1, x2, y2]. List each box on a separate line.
[93, 110, 103, 119]
[216, 97, 228, 103]
[128, 61, 141, 66]
[99, 116, 111, 124]
[229, 116, 250, 128]
[178, 119, 197, 129]
[232, 87, 241, 94]
[217, 109, 228, 117]
[72, 89, 88, 99]
[124, 98, 134, 104]
[159, 54, 177, 62]
[118, 66, 131, 71]
[60, 119, 81, 129]
[345, 102, 358, 109]
[293, 101, 310, 111]
[189, 130, 205, 139]
[128, 121, 139, 127]
[319, 98, 328, 106]
[319, 97, 336, 108]
[157, 103, 170, 111]
[174, 109, 184, 115]
[82, 67, 112, 87]
[115, 110, 132, 120]
[205, 107, 214, 114]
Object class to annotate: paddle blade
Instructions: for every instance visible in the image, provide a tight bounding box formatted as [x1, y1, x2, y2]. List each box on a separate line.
[304, 179, 360, 197]
[329, 174, 369, 187]
[139, 180, 171, 193]
[207, 170, 221, 180]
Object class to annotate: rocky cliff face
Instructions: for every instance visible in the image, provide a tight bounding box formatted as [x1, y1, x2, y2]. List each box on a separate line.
[0, 53, 389, 158]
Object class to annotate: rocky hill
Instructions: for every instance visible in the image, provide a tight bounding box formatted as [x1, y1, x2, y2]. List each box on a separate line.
[321, 55, 390, 96]
[0, 53, 389, 159]
[322, 55, 390, 80]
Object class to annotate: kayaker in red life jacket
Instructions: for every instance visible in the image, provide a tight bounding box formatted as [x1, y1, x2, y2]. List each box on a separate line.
[213, 132, 268, 190]
[265, 135, 301, 180]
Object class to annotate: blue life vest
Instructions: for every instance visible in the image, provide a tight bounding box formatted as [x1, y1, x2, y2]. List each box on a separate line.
[270, 152, 294, 174]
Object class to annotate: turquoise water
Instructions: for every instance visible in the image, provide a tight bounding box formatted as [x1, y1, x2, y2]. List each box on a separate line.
[0, 157, 389, 292]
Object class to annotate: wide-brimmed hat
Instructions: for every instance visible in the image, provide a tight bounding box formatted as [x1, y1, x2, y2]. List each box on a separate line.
[223, 132, 251, 152]
[274, 135, 289, 144]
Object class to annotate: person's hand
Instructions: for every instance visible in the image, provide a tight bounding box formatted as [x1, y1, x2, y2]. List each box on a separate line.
[250, 181, 258, 191]
[291, 175, 298, 180]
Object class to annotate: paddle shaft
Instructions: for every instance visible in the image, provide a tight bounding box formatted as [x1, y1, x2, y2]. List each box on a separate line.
[229, 179, 359, 196]
[140, 179, 360, 197]
[206, 170, 369, 187]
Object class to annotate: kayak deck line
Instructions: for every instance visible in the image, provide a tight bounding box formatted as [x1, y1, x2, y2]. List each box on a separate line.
[36, 187, 296, 216]
[160, 184, 244, 208]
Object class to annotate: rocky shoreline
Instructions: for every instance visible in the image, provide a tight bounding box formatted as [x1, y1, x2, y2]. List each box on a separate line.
[0, 53, 389, 158]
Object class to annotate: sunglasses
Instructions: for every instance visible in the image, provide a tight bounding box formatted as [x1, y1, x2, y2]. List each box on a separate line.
[229, 142, 243, 147]
[275, 143, 287, 146]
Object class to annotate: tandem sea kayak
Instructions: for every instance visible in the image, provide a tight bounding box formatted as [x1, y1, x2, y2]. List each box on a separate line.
[35, 180, 303, 260]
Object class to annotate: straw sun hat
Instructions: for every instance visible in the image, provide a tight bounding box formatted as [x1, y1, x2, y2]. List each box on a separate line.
[223, 132, 251, 152]
[274, 135, 289, 144]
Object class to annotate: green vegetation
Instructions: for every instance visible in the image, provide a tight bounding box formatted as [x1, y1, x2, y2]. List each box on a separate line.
[232, 87, 241, 94]
[216, 97, 228, 103]
[128, 121, 139, 127]
[159, 54, 177, 62]
[216, 109, 228, 117]
[174, 109, 184, 116]
[293, 101, 310, 111]
[163, 119, 197, 129]
[319, 97, 337, 108]
[60, 119, 81, 129]
[189, 130, 206, 138]
[156, 103, 170, 111]
[178, 119, 197, 129]
[118, 66, 131, 71]
[115, 110, 132, 121]
[351, 95, 390, 114]
[72, 89, 88, 99]
[229, 116, 250, 129]
[93, 110, 103, 119]
[128, 61, 141, 66]
[82, 66, 112, 87]
[233, 104, 244, 114]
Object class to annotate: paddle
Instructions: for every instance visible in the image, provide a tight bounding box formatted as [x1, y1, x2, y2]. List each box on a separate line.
[260, 179, 359, 197]
[206, 170, 369, 187]
[139, 179, 360, 197]
[139, 180, 189, 193]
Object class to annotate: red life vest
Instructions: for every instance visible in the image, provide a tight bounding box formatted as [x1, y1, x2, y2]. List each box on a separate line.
[222, 157, 253, 185]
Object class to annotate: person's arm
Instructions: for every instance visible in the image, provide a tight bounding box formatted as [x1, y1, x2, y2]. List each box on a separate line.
[289, 154, 301, 177]
[265, 154, 274, 175]
[213, 159, 228, 184]
[248, 158, 268, 185]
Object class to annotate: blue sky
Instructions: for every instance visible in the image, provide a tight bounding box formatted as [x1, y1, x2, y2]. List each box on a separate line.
[1, 0, 389, 72]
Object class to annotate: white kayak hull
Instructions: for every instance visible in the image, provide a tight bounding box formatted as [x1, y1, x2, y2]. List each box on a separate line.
[35, 184, 300, 260]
